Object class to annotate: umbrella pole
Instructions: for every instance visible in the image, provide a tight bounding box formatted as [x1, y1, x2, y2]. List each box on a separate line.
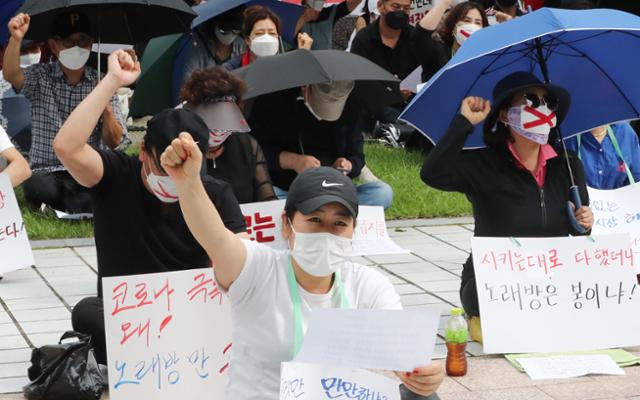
[535, 38, 586, 233]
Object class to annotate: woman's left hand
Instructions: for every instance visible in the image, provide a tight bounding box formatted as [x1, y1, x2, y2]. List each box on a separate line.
[395, 361, 445, 397]
[574, 205, 594, 231]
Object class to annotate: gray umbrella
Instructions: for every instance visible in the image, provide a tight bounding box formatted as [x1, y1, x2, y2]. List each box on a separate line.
[232, 49, 401, 112]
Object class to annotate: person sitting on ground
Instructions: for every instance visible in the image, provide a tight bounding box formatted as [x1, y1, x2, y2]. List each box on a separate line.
[420, 0, 489, 82]
[249, 80, 394, 209]
[159, 133, 445, 398]
[181, 67, 277, 203]
[565, 122, 640, 189]
[421, 72, 593, 343]
[3, 11, 126, 214]
[223, 5, 314, 71]
[294, 0, 361, 50]
[53, 50, 247, 366]
[179, 6, 246, 83]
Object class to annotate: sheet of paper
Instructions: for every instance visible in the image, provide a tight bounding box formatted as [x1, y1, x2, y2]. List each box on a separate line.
[506, 349, 640, 371]
[53, 209, 93, 220]
[0, 172, 34, 273]
[280, 362, 400, 400]
[517, 355, 625, 380]
[400, 66, 423, 93]
[295, 308, 440, 371]
[588, 182, 640, 273]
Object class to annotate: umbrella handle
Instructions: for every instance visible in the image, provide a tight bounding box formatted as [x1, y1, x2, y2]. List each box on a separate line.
[566, 185, 587, 234]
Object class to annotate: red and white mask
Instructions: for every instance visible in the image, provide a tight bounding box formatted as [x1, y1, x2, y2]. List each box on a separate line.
[209, 129, 233, 148]
[506, 104, 557, 144]
[454, 23, 481, 46]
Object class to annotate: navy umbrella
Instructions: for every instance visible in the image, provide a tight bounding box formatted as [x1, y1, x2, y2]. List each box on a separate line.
[400, 7, 640, 232]
[1, 0, 24, 44]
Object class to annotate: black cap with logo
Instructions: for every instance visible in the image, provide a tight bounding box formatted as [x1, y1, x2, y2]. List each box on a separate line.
[52, 10, 92, 39]
[285, 167, 358, 219]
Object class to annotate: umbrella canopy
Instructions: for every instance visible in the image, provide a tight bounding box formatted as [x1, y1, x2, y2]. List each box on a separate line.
[1, 0, 24, 44]
[192, 0, 302, 44]
[19, 0, 196, 43]
[232, 49, 400, 111]
[400, 7, 640, 149]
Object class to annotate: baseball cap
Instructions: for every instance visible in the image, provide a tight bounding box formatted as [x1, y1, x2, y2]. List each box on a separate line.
[307, 80, 355, 121]
[144, 108, 209, 164]
[52, 11, 92, 39]
[285, 167, 358, 219]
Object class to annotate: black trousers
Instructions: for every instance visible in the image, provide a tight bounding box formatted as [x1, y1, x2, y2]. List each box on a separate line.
[460, 257, 480, 317]
[23, 170, 93, 213]
[72, 297, 107, 365]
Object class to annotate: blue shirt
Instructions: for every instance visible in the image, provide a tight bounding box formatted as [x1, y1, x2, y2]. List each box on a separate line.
[565, 122, 640, 189]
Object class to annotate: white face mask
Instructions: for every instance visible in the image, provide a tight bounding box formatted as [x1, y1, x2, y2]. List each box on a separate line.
[209, 129, 233, 148]
[144, 162, 179, 203]
[20, 52, 41, 68]
[58, 46, 90, 70]
[250, 34, 280, 57]
[289, 221, 352, 277]
[454, 23, 481, 45]
[506, 104, 557, 145]
[214, 27, 238, 46]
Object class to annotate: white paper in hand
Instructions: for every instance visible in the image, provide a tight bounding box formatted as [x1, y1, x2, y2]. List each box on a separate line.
[518, 355, 625, 380]
[294, 309, 440, 371]
[280, 361, 401, 400]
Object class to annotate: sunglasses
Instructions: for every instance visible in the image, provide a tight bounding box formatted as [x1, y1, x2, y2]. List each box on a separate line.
[523, 92, 559, 111]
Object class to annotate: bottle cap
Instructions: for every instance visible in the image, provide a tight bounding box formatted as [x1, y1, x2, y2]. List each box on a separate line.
[451, 308, 463, 316]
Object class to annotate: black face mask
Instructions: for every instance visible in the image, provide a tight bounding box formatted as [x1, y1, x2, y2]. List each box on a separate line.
[384, 10, 408, 30]
[496, 0, 517, 7]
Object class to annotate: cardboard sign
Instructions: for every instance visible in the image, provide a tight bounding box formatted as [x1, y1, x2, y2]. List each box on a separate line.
[0, 172, 34, 273]
[472, 235, 640, 354]
[103, 269, 232, 400]
[588, 183, 640, 273]
[240, 200, 408, 256]
[280, 362, 401, 400]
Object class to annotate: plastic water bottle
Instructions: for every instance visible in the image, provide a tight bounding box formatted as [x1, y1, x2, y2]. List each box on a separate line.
[445, 308, 468, 376]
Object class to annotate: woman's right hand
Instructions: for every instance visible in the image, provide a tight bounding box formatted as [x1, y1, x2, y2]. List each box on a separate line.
[460, 96, 491, 125]
[160, 132, 203, 186]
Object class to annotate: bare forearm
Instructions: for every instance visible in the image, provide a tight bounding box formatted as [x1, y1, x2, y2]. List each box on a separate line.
[3, 37, 24, 90]
[419, 0, 453, 31]
[101, 108, 123, 149]
[2, 149, 31, 186]
[55, 75, 120, 156]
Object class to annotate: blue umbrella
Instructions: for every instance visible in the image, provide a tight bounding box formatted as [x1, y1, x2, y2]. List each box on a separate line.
[0, 0, 24, 44]
[400, 7, 640, 149]
[400, 7, 640, 233]
[192, 0, 303, 43]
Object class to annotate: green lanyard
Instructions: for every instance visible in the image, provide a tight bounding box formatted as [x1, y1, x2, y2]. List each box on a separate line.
[577, 125, 635, 184]
[286, 259, 351, 358]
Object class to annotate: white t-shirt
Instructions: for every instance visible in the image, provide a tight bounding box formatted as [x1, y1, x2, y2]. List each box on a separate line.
[0, 125, 14, 153]
[225, 239, 402, 399]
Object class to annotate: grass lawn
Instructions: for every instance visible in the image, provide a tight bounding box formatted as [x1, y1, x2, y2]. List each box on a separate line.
[16, 142, 471, 240]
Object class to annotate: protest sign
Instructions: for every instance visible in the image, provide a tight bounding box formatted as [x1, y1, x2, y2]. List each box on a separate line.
[0, 172, 34, 273]
[280, 362, 401, 400]
[408, 0, 434, 26]
[588, 183, 640, 273]
[472, 234, 640, 354]
[295, 308, 440, 371]
[240, 200, 408, 256]
[103, 268, 232, 400]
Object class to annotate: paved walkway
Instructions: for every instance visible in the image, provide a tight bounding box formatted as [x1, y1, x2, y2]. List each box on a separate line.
[1, 218, 639, 400]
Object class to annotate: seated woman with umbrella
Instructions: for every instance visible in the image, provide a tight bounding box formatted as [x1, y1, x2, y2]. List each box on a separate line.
[420, 71, 594, 343]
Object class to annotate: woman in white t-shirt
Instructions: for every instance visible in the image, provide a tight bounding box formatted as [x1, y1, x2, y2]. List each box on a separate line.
[0, 125, 31, 187]
[159, 132, 445, 399]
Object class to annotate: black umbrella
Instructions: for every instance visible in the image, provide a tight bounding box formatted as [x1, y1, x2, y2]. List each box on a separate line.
[19, 0, 196, 43]
[232, 49, 401, 112]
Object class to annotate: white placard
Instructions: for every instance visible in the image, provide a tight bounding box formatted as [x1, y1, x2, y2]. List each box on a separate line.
[517, 355, 625, 380]
[588, 183, 640, 273]
[472, 235, 640, 354]
[408, 0, 434, 26]
[295, 308, 440, 371]
[103, 268, 232, 400]
[400, 66, 423, 93]
[280, 362, 401, 400]
[240, 200, 408, 256]
[0, 172, 34, 273]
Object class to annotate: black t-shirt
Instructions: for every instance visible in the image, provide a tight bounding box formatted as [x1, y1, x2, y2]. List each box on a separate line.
[206, 133, 277, 204]
[91, 150, 246, 296]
